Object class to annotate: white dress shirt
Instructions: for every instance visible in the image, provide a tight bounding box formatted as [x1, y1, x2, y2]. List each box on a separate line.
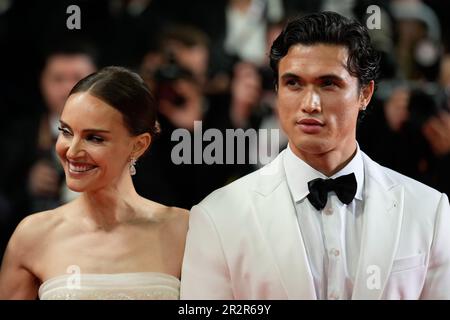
[283, 144, 365, 300]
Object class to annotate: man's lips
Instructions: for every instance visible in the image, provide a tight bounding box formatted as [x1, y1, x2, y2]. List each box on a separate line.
[296, 118, 324, 133]
[297, 118, 324, 126]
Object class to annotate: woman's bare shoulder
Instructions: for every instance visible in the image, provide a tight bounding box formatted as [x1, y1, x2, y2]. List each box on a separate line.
[9, 205, 69, 253]
[164, 206, 189, 234]
[0, 205, 72, 299]
[140, 198, 189, 229]
[162, 205, 189, 222]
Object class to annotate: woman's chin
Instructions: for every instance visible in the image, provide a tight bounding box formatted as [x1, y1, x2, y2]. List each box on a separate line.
[66, 178, 108, 194]
[65, 178, 96, 193]
[66, 183, 88, 193]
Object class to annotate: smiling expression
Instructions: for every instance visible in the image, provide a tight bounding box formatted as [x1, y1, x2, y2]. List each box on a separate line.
[56, 93, 136, 193]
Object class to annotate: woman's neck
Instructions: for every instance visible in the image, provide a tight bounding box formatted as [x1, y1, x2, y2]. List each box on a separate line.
[78, 173, 141, 230]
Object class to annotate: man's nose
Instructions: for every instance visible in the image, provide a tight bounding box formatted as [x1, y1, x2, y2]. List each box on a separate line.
[301, 88, 321, 114]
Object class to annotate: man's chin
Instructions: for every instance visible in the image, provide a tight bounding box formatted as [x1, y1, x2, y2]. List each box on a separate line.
[291, 138, 331, 156]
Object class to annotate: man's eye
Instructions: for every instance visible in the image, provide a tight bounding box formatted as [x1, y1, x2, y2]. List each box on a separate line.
[286, 79, 300, 88]
[322, 80, 337, 87]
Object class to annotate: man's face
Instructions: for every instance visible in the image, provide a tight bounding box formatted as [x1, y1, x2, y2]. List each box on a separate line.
[41, 54, 96, 116]
[164, 40, 209, 85]
[276, 44, 373, 159]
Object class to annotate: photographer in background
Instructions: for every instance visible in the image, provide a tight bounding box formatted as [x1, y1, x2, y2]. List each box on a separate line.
[141, 25, 209, 132]
[358, 4, 450, 196]
[136, 25, 234, 209]
[414, 41, 450, 195]
[0, 40, 97, 263]
[0, 41, 97, 219]
[136, 25, 268, 208]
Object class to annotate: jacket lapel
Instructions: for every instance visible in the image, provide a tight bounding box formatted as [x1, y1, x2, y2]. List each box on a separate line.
[253, 151, 317, 299]
[352, 153, 405, 299]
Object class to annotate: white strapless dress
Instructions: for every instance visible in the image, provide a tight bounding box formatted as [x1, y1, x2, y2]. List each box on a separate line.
[38, 272, 180, 300]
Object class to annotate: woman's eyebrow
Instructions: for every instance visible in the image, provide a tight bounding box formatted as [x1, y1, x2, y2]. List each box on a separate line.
[59, 120, 111, 133]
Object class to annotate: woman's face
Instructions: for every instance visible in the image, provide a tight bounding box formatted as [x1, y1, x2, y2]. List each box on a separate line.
[56, 92, 136, 193]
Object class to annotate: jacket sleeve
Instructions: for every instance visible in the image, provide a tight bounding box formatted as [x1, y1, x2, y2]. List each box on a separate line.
[180, 204, 234, 299]
[420, 193, 450, 299]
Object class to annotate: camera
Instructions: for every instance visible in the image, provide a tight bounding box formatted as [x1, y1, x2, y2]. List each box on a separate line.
[153, 53, 193, 108]
[407, 38, 449, 129]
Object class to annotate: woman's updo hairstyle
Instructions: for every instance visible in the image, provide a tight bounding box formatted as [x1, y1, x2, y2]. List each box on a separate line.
[69, 66, 160, 139]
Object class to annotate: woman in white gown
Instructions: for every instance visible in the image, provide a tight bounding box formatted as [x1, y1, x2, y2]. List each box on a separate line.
[0, 67, 189, 300]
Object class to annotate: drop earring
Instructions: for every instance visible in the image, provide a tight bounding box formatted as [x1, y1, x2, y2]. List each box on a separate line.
[129, 158, 137, 176]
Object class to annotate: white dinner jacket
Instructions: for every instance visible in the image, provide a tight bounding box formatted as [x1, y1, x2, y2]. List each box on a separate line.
[180, 150, 450, 299]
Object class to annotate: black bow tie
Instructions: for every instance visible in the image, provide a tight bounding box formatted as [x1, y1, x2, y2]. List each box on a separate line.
[307, 173, 357, 211]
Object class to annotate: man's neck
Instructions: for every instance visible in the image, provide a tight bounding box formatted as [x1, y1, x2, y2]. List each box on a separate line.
[289, 141, 358, 177]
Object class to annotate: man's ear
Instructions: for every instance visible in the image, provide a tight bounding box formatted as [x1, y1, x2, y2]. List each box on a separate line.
[359, 80, 375, 110]
[132, 133, 152, 159]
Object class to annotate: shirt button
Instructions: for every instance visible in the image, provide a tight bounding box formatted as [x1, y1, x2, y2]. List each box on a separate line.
[330, 248, 340, 257]
[324, 207, 333, 215]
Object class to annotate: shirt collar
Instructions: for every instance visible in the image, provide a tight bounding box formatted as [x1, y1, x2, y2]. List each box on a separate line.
[284, 143, 364, 203]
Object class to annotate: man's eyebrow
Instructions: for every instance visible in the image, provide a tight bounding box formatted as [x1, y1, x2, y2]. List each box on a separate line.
[280, 73, 345, 82]
[59, 120, 111, 133]
[280, 72, 301, 80]
[317, 74, 345, 82]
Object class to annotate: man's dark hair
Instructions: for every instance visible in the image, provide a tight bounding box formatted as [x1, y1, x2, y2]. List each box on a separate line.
[39, 38, 99, 75]
[160, 24, 210, 49]
[270, 11, 380, 89]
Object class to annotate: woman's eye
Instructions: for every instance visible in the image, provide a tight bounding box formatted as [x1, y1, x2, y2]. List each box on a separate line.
[58, 127, 72, 136]
[87, 135, 104, 143]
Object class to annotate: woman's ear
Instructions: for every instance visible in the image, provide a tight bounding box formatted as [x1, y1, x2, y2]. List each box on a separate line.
[132, 133, 152, 159]
[359, 80, 375, 110]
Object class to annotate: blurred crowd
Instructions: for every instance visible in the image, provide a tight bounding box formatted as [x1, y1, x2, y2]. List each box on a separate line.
[0, 0, 450, 260]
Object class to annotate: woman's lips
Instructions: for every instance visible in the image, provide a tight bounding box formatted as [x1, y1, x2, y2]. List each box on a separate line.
[67, 161, 98, 177]
[296, 118, 324, 134]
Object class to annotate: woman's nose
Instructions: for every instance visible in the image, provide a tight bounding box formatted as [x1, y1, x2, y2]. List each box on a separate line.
[66, 138, 85, 159]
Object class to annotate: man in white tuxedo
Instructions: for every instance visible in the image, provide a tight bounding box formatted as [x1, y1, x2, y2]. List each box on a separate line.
[180, 12, 450, 299]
